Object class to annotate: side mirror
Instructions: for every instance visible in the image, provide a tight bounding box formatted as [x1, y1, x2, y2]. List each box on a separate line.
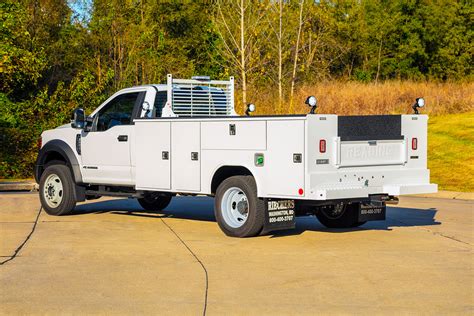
[142, 101, 152, 118]
[245, 103, 256, 116]
[71, 108, 85, 129]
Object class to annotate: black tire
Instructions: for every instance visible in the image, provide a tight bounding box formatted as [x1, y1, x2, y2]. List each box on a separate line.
[214, 175, 265, 237]
[138, 193, 172, 211]
[39, 164, 77, 216]
[316, 203, 366, 228]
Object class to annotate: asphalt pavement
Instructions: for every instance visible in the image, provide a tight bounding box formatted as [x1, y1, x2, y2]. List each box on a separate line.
[0, 193, 472, 314]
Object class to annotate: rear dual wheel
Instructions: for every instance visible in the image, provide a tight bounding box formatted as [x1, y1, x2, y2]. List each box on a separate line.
[214, 176, 265, 238]
[316, 203, 366, 228]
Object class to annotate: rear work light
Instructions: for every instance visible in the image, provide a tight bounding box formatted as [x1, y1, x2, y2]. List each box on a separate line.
[412, 138, 418, 150]
[319, 139, 326, 153]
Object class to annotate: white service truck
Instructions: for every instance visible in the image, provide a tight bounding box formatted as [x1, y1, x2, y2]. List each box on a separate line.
[35, 75, 437, 237]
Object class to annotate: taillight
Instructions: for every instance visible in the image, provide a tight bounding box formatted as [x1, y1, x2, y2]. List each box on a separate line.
[412, 138, 418, 150]
[319, 139, 326, 153]
[37, 137, 42, 149]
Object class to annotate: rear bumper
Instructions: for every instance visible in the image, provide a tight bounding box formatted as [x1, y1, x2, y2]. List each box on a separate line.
[383, 183, 438, 196]
[309, 183, 438, 200]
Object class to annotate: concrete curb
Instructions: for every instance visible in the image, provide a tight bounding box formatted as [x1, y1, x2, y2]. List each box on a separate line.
[0, 181, 39, 192]
[413, 190, 474, 201]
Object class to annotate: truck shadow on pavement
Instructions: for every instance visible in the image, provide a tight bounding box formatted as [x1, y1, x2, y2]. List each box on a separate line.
[274, 207, 440, 237]
[72, 196, 440, 237]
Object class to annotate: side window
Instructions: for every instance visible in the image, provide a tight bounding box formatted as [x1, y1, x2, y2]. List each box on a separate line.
[153, 91, 168, 118]
[95, 92, 140, 131]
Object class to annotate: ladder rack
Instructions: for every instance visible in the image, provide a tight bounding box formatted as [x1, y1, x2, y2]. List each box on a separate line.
[167, 74, 235, 117]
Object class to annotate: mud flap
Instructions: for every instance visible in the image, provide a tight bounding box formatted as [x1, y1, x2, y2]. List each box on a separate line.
[358, 201, 386, 222]
[74, 184, 86, 202]
[262, 199, 296, 233]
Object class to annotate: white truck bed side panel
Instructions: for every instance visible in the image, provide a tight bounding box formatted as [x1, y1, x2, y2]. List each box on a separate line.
[171, 121, 201, 191]
[200, 150, 263, 195]
[305, 115, 338, 174]
[263, 120, 305, 197]
[135, 121, 171, 189]
[401, 115, 428, 169]
[201, 120, 266, 150]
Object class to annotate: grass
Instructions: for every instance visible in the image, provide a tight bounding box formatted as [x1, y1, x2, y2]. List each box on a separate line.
[246, 81, 474, 115]
[428, 112, 474, 192]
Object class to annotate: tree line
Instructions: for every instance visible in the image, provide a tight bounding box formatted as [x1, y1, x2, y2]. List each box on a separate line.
[0, 0, 472, 178]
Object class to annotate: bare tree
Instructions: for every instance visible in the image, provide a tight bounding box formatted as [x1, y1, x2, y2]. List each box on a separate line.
[289, 0, 305, 113]
[278, 0, 283, 112]
[214, 0, 268, 108]
[240, 0, 247, 106]
[301, 5, 347, 83]
[264, 0, 291, 114]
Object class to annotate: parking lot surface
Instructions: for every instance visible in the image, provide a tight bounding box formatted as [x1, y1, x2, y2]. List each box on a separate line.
[0, 194, 472, 314]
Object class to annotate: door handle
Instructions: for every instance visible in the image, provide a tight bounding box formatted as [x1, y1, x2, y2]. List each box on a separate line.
[117, 135, 128, 142]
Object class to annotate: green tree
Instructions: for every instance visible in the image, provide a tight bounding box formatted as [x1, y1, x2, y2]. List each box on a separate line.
[0, 0, 46, 98]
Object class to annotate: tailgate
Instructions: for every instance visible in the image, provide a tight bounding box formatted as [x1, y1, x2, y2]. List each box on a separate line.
[336, 115, 405, 167]
[336, 139, 406, 167]
[305, 114, 436, 199]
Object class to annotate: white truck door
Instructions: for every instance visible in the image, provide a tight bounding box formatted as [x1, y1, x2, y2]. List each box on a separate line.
[80, 91, 145, 185]
[171, 121, 201, 191]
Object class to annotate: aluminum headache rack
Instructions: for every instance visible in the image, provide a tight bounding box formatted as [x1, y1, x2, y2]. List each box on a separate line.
[167, 74, 235, 117]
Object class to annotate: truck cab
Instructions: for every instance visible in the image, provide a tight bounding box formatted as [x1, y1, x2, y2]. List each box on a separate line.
[35, 75, 437, 237]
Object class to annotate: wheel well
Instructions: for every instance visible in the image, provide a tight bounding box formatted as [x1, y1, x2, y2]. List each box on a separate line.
[44, 151, 68, 166]
[38, 151, 68, 180]
[211, 166, 253, 194]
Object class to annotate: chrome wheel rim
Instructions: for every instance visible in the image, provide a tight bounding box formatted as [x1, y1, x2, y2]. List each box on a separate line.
[221, 187, 249, 228]
[43, 174, 63, 208]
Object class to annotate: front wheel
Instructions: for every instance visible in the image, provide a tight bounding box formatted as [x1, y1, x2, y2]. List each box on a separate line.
[214, 176, 265, 237]
[39, 164, 77, 216]
[316, 203, 366, 228]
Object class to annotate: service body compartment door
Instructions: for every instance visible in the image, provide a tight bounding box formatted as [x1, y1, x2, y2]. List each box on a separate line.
[171, 121, 201, 191]
[201, 120, 266, 150]
[264, 120, 305, 197]
[135, 121, 171, 190]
